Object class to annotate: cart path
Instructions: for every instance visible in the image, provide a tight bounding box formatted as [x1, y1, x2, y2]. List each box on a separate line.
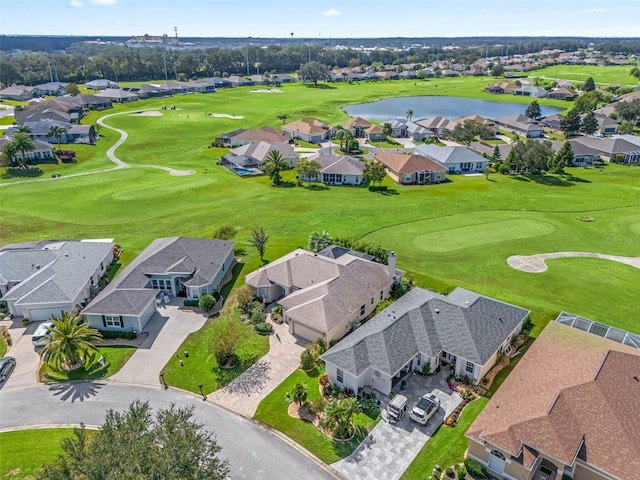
[0, 109, 195, 187]
[507, 251, 640, 273]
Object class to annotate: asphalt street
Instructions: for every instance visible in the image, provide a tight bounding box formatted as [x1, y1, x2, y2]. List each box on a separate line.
[0, 383, 338, 480]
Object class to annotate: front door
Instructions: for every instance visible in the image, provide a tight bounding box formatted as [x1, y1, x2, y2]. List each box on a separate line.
[488, 450, 506, 475]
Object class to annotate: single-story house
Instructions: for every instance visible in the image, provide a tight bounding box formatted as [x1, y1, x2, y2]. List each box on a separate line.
[59, 94, 113, 110]
[375, 71, 399, 80]
[245, 249, 403, 342]
[592, 112, 619, 135]
[0, 85, 40, 101]
[85, 79, 118, 90]
[282, 118, 334, 144]
[95, 88, 140, 103]
[484, 82, 517, 95]
[7, 120, 96, 145]
[466, 319, 640, 480]
[389, 119, 433, 141]
[365, 124, 386, 141]
[374, 151, 446, 184]
[414, 116, 457, 137]
[249, 74, 270, 85]
[415, 144, 488, 173]
[15, 103, 75, 125]
[35, 82, 68, 96]
[341, 117, 373, 137]
[83, 237, 235, 332]
[201, 77, 232, 88]
[514, 85, 547, 98]
[572, 136, 640, 164]
[221, 141, 299, 170]
[539, 113, 565, 131]
[132, 84, 174, 99]
[274, 73, 296, 83]
[216, 126, 290, 147]
[302, 153, 365, 186]
[0, 239, 114, 321]
[158, 81, 190, 94]
[468, 141, 514, 160]
[227, 75, 254, 87]
[440, 69, 459, 77]
[0, 137, 54, 163]
[188, 81, 216, 93]
[321, 287, 530, 395]
[494, 114, 544, 138]
[546, 87, 577, 100]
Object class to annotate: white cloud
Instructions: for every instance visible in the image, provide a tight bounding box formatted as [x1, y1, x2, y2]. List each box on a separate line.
[91, 0, 117, 5]
[322, 8, 341, 17]
[582, 8, 609, 14]
[69, 0, 84, 6]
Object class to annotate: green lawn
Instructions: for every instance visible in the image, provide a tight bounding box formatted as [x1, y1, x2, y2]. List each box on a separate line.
[294, 140, 321, 149]
[0, 428, 85, 479]
[254, 367, 380, 464]
[401, 398, 489, 480]
[369, 139, 401, 148]
[529, 64, 638, 86]
[39, 345, 137, 382]
[162, 314, 269, 394]
[0, 335, 7, 357]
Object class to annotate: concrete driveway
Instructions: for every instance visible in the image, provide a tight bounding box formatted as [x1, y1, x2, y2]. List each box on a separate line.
[209, 320, 308, 417]
[109, 299, 208, 386]
[333, 371, 462, 480]
[1, 319, 44, 390]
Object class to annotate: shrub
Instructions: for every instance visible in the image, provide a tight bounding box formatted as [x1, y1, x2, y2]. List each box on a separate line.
[198, 294, 216, 311]
[343, 388, 354, 398]
[422, 363, 432, 375]
[300, 348, 316, 370]
[235, 285, 255, 313]
[254, 322, 272, 334]
[445, 416, 455, 426]
[368, 185, 388, 192]
[183, 299, 199, 307]
[464, 458, 487, 478]
[307, 398, 327, 414]
[319, 374, 330, 387]
[313, 337, 327, 355]
[562, 475, 573, 480]
[250, 306, 265, 325]
[0, 313, 5, 319]
[456, 465, 467, 480]
[375, 298, 394, 314]
[98, 330, 137, 340]
[446, 467, 454, 477]
[212, 225, 237, 240]
[22, 319, 30, 327]
[59, 155, 75, 163]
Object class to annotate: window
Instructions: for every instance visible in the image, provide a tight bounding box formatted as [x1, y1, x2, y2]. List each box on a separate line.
[476, 162, 483, 169]
[360, 304, 366, 316]
[337, 368, 344, 383]
[370, 297, 374, 305]
[152, 279, 158, 288]
[105, 315, 120, 327]
[466, 361, 474, 374]
[504, 344, 512, 356]
[380, 291, 384, 300]
[417, 352, 422, 366]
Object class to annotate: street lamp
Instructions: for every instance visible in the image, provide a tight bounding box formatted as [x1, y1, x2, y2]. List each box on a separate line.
[198, 382, 205, 400]
[160, 371, 167, 389]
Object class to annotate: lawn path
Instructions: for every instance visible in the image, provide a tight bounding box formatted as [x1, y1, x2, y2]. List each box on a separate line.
[507, 251, 640, 273]
[0, 109, 195, 187]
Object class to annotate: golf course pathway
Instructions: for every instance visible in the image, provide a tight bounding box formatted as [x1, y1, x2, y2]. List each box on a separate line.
[0, 110, 195, 187]
[507, 251, 640, 273]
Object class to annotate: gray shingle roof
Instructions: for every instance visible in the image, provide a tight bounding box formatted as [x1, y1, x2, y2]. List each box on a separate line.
[83, 237, 234, 316]
[321, 287, 529, 376]
[0, 240, 113, 308]
[414, 144, 485, 165]
[307, 154, 364, 176]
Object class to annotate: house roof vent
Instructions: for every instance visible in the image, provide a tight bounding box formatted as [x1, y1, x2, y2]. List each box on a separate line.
[435, 309, 440, 314]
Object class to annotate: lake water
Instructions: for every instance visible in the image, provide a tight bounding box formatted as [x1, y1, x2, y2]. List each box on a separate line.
[343, 96, 562, 121]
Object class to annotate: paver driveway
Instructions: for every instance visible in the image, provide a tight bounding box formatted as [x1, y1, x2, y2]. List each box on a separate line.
[208, 320, 308, 417]
[0, 319, 41, 390]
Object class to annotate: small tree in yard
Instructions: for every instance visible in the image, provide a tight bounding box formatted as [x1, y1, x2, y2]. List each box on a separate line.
[262, 150, 288, 186]
[307, 230, 333, 252]
[300, 348, 316, 370]
[64, 83, 80, 96]
[235, 285, 255, 313]
[582, 76, 596, 92]
[363, 161, 387, 186]
[580, 111, 599, 135]
[298, 61, 330, 87]
[198, 294, 216, 312]
[295, 158, 322, 185]
[249, 226, 269, 262]
[292, 383, 308, 406]
[212, 225, 237, 240]
[525, 100, 542, 119]
[322, 397, 361, 439]
[211, 317, 242, 367]
[550, 141, 575, 174]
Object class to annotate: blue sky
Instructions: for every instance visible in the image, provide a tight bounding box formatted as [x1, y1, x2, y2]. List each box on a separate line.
[1, 0, 639, 38]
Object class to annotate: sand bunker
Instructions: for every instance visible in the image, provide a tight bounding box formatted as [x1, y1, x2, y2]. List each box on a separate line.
[209, 113, 244, 119]
[130, 111, 162, 117]
[507, 252, 640, 273]
[250, 88, 283, 93]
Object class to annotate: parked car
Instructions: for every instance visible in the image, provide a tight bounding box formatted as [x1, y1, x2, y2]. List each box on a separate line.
[0, 356, 16, 382]
[386, 394, 408, 424]
[409, 392, 441, 425]
[32, 322, 54, 347]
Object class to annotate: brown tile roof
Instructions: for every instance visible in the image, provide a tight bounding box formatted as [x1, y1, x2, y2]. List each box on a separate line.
[282, 118, 332, 136]
[232, 126, 289, 144]
[467, 322, 640, 478]
[374, 151, 446, 174]
[341, 116, 372, 129]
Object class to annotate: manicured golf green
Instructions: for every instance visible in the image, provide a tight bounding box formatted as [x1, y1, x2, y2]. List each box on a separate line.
[530, 64, 638, 86]
[1, 69, 639, 337]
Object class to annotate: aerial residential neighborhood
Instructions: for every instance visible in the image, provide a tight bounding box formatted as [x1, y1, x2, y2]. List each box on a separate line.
[0, 2, 639, 479]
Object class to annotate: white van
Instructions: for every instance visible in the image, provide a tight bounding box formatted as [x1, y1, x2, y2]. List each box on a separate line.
[32, 322, 54, 347]
[386, 394, 408, 423]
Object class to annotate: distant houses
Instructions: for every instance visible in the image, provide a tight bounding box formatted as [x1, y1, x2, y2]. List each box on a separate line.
[282, 118, 335, 144]
[494, 114, 545, 138]
[85, 79, 119, 90]
[0, 85, 40, 101]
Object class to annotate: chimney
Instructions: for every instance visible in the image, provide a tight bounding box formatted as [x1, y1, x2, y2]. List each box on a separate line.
[388, 251, 397, 281]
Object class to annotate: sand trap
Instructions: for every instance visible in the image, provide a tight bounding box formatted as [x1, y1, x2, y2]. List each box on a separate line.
[250, 88, 283, 93]
[209, 113, 244, 119]
[507, 252, 640, 273]
[130, 111, 162, 117]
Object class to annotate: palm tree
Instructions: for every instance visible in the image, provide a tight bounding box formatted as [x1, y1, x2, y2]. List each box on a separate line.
[406, 109, 414, 122]
[292, 383, 308, 406]
[333, 126, 346, 151]
[48, 125, 67, 156]
[262, 149, 288, 186]
[15, 125, 32, 134]
[39, 310, 104, 371]
[1, 141, 18, 167]
[322, 397, 361, 439]
[341, 131, 354, 153]
[382, 122, 392, 136]
[277, 113, 291, 125]
[11, 132, 35, 167]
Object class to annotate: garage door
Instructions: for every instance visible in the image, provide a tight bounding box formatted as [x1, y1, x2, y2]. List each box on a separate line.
[25, 307, 67, 322]
[291, 322, 321, 342]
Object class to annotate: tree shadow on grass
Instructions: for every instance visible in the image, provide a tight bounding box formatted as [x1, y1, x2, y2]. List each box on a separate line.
[332, 424, 369, 459]
[304, 83, 337, 90]
[303, 184, 329, 191]
[275, 180, 296, 188]
[562, 173, 591, 183]
[373, 188, 399, 195]
[528, 174, 574, 187]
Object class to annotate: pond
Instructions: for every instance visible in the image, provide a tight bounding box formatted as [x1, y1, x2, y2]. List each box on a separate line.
[343, 96, 563, 121]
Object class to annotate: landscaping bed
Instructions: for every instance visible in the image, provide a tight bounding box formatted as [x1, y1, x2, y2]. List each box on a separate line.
[39, 345, 137, 382]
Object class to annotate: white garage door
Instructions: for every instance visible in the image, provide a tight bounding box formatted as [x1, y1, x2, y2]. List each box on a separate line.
[291, 322, 321, 342]
[25, 307, 67, 322]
